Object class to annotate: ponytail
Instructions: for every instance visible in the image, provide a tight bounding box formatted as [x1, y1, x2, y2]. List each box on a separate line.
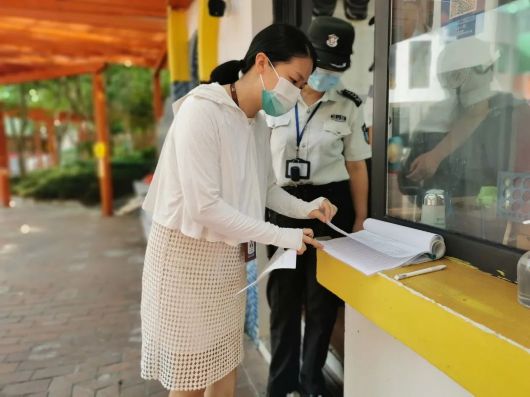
[209, 60, 245, 84]
[209, 24, 316, 84]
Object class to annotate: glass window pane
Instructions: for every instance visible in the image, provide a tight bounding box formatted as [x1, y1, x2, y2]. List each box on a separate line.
[387, 0, 530, 250]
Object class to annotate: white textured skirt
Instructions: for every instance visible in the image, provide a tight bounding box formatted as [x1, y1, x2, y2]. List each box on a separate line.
[140, 222, 247, 391]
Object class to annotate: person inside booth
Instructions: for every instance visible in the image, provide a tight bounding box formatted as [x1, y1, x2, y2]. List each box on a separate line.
[400, 37, 516, 241]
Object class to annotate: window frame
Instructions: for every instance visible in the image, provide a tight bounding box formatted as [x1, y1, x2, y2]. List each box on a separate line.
[372, 0, 522, 283]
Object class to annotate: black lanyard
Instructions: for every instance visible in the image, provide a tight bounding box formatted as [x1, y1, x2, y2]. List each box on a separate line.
[294, 102, 322, 155]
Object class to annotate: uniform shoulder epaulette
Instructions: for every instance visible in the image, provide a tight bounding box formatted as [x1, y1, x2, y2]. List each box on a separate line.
[338, 89, 363, 107]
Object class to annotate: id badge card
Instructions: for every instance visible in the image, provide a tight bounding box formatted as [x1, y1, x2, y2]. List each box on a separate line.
[285, 158, 311, 182]
[242, 241, 256, 262]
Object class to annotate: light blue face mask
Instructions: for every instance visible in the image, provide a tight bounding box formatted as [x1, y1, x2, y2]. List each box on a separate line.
[260, 59, 301, 117]
[308, 67, 343, 92]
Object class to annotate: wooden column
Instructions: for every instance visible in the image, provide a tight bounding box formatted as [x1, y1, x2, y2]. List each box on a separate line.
[0, 105, 10, 207]
[152, 50, 166, 121]
[92, 68, 113, 216]
[45, 118, 59, 166]
[33, 124, 43, 169]
[152, 70, 163, 120]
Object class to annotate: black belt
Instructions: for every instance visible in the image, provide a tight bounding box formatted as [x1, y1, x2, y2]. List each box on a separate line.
[283, 180, 348, 194]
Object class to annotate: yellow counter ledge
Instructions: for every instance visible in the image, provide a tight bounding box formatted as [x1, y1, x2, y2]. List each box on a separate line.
[316, 252, 530, 397]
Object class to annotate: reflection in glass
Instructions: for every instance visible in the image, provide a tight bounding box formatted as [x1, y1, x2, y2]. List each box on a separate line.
[387, 0, 530, 250]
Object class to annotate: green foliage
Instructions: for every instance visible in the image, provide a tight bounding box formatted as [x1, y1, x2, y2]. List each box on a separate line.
[106, 65, 156, 135]
[0, 65, 164, 137]
[12, 163, 98, 203]
[11, 156, 156, 205]
[0, 65, 163, 182]
[0, 77, 92, 116]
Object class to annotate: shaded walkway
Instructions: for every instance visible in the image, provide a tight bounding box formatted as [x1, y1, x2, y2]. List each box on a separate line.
[0, 199, 267, 396]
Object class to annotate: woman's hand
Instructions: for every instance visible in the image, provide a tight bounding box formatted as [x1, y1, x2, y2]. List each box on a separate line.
[297, 228, 323, 255]
[308, 199, 337, 224]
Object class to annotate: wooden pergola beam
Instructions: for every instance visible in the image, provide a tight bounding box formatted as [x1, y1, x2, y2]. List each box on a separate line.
[0, 53, 154, 65]
[5, 108, 87, 123]
[6, 108, 50, 121]
[0, 2, 174, 82]
[0, 0, 167, 18]
[0, 38, 164, 56]
[0, 23, 165, 50]
[0, 55, 156, 70]
[55, 111, 87, 123]
[0, 62, 104, 85]
[0, 8, 166, 31]
[0, 35, 162, 65]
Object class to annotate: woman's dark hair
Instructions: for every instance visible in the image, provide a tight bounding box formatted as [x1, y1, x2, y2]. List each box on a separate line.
[209, 23, 317, 85]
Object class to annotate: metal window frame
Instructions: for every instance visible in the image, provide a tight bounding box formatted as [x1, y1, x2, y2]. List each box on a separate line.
[372, 0, 521, 283]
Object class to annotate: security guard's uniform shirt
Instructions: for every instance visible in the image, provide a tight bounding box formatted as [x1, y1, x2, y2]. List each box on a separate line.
[267, 85, 372, 187]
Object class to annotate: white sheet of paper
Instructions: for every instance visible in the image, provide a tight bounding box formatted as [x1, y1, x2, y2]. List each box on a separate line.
[235, 248, 297, 296]
[350, 230, 420, 258]
[326, 222, 351, 237]
[322, 237, 417, 275]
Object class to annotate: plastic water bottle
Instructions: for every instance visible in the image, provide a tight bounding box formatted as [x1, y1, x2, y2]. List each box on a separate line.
[517, 251, 530, 308]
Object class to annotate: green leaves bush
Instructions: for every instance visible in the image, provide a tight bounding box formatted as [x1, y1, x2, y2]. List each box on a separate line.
[11, 158, 155, 205]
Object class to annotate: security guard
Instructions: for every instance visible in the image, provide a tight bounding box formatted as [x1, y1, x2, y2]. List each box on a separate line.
[265, 16, 371, 397]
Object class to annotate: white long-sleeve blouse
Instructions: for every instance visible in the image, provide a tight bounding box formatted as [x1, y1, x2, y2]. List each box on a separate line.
[142, 83, 324, 250]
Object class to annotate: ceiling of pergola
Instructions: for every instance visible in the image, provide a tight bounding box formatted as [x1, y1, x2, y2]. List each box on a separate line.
[0, 0, 193, 85]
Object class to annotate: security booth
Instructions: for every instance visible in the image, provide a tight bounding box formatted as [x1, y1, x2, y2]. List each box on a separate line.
[317, 1, 530, 396]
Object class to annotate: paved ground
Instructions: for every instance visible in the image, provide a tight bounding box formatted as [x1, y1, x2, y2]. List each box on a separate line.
[0, 199, 268, 397]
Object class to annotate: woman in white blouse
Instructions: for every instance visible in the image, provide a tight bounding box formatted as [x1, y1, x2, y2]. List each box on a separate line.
[140, 24, 337, 397]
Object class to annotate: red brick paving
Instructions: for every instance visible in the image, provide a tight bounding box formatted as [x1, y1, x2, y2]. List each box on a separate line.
[0, 199, 267, 396]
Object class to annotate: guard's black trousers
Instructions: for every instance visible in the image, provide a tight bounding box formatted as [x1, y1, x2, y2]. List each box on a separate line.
[266, 181, 354, 396]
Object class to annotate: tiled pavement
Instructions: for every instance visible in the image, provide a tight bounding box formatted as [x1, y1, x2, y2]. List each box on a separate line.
[0, 199, 268, 396]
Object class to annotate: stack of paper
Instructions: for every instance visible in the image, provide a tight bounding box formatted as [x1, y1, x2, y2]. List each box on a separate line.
[323, 219, 445, 275]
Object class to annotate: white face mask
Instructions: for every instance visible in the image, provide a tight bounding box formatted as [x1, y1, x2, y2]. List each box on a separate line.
[260, 58, 301, 117]
[307, 67, 343, 92]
